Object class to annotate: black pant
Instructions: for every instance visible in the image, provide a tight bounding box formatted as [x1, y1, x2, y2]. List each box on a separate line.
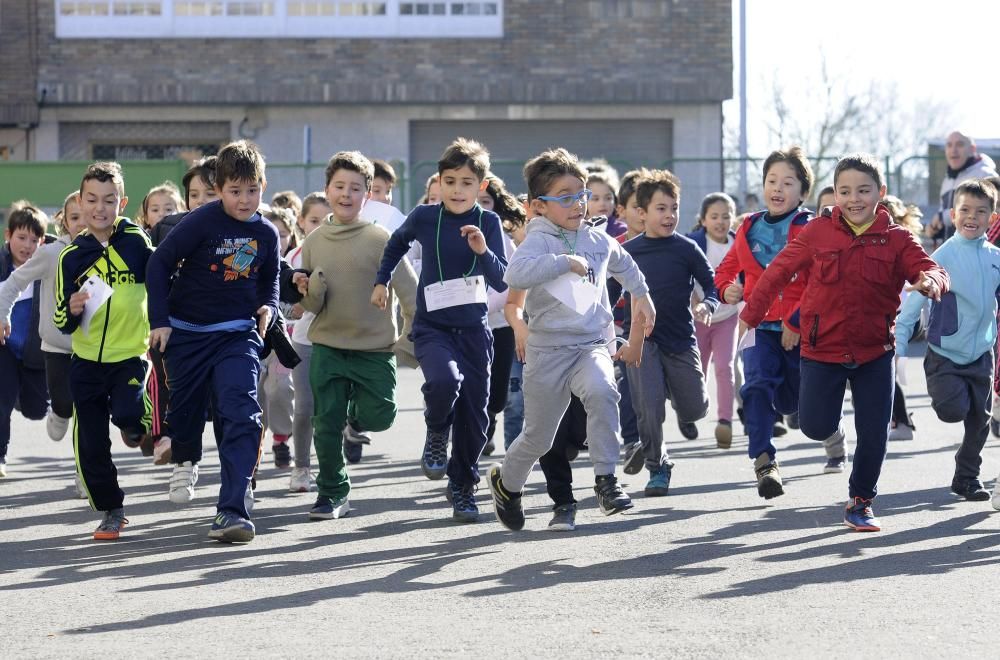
[0, 345, 48, 459]
[486, 326, 515, 440]
[43, 351, 73, 419]
[72, 356, 149, 512]
[148, 346, 170, 439]
[539, 394, 587, 507]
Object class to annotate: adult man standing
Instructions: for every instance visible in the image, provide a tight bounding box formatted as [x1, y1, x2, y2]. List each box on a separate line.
[927, 130, 997, 247]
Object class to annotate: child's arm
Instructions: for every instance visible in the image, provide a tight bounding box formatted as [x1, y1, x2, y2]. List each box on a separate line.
[0, 245, 52, 342]
[255, 231, 281, 337]
[146, 215, 203, 334]
[714, 239, 745, 304]
[373, 211, 419, 309]
[504, 232, 588, 289]
[53, 245, 84, 335]
[739, 232, 814, 329]
[898, 232, 949, 301]
[503, 288, 529, 363]
[690, 245, 720, 325]
[299, 239, 327, 315]
[606, 239, 655, 337]
[893, 290, 928, 358]
[390, 255, 419, 330]
[462, 214, 507, 293]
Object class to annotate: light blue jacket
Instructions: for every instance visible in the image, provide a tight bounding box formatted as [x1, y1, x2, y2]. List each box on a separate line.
[895, 233, 1000, 365]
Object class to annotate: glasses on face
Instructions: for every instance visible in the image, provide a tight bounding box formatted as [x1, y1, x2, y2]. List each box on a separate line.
[538, 189, 593, 209]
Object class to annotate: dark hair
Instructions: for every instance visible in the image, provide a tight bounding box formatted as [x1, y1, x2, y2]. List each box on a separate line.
[6, 200, 47, 238]
[586, 170, 619, 204]
[438, 137, 490, 180]
[262, 206, 299, 254]
[834, 152, 884, 190]
[635, 169, 681, 210]
[324, 150, 374, 191]
[954, 179, 999, 212]
[763, 146, 814, 198]
[815, 184, 835, 207]
[181, 156, 217, 206]
[698, 192, 736, 221]
[523, 147, 587, 201]
[271, 190, 303, 215]
[300, 192, 330, 219]
[982, 176, 1000, 200]
[617, 169, 642, 208]
[215, 140, 266, 187]
[372, 158, 397, 186]
[481, 173, 526, 230]
[81, 161, 125, 198]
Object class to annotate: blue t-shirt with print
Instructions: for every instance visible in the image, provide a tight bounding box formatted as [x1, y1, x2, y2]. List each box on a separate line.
[746, 209, 798, 331]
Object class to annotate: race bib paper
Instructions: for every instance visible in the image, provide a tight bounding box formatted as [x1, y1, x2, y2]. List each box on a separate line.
[423, 276, 487, 312]
[79, 275, 114, 335]
[542, 272, 601, 316]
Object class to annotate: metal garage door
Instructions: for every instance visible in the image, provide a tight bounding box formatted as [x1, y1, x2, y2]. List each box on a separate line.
[408, 119, 672, 206]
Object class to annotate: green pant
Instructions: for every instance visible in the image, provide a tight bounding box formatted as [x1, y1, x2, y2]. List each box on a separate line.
[310, 345, 397, 500]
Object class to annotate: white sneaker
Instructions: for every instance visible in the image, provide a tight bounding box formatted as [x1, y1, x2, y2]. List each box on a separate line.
[245, 483, 255, 515]
[153, 436, 172, 465]
[0, 459, 7, 478]
[75, 474, 88, 499]
[168, 461, 199, 504]
[289, 467, 315, 493]
[992, 476, 1000, 511]
[888, 423, 914, 441]
[343, 422, 372, 445]
[46, 411, 70, 441]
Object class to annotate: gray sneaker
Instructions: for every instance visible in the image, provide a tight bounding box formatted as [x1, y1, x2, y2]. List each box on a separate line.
[623, 441, 645, 475]
[548, 503, 577, 531]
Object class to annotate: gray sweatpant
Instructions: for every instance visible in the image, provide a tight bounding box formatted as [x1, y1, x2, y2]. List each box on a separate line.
[924, 349, 993, 480]
[259, 353, 294, 436]
[627, 341, 709, 469]
[501, 341, 620, 492]
[291, 341, 314, 468]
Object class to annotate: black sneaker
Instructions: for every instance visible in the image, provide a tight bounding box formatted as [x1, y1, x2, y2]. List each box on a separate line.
[678, 421, 698, 440]
[273, 442, 291, 469]
[786, 412, 800, 429]
[548, 503, 577, 531]
[482, 438, 496, 457]
[343, 440, 363, 464]
[594, 474, 633, 515]
[753, 453, 784, 499]
[483, 417, 497, 457]
[992, 418, 1000, 439]
[308, 495, 351, 520]
[421, 429, 449, 480]
[449, 481, 479, 523]
[487, 465, 524, 530]
[951, 478, 991, 502]
[622, 441, 645, 475]
[772, 421, 788, 437]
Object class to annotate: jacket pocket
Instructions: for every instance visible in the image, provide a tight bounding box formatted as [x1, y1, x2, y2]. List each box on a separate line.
[814, 251, 840, 284]
[927, 291, 959, 345]
[862, 249, 895, 284]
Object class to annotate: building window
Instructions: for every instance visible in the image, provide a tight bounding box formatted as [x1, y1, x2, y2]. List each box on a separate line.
[225, 1, 274, 15]
[174, 1, 223, 15]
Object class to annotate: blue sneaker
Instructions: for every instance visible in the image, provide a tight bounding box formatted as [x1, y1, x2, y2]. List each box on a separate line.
[208, 511, 255, 543]
[421, 429, 449, 480]
[449, 481, 479, 523]
[644, 461, 673, 497]
[844, 497, 880, 532]
[309, 495, 351, 520]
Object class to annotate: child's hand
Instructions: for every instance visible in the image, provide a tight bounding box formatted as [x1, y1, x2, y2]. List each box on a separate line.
[566, 255, 589, 276]
[460, 225, 488, 255]
[69, 290, 90, 316]
[781, 326, 800, 351]
[149, 327, 172, 352]
[693, 302, 712, 326]
[511, 319, 529, 363]
[0, 320, 9, 345]
[371, 284, 388, 310]
[256, 305, 272, 337]
[632, 294, 656, 337]
[290, 303, 304, 320]
[906, 272, 942, 301]
[292, 271, 309, 295]
[613, 339, 644, 367]
[723, 283, 743, 304]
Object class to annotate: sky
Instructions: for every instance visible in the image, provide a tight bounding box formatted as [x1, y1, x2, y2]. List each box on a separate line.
[728, 0, 1000, 155]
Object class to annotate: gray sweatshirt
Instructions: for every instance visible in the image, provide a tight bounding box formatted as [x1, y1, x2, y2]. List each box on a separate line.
[504, 216, 648, 348]
[0, 235, 72, 354]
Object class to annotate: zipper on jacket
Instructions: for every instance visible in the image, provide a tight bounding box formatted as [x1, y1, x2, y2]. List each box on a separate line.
[884, 314, 892, 345]
[96, 250, 114, 363]
[809, 313, 819, 348]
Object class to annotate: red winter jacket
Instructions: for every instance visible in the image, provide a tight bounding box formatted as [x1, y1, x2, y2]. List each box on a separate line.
[740, 204, 950, 364]
[714, 210, 811, 331]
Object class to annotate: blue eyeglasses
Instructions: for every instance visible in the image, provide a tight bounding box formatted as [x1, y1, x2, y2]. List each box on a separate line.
[538, 189, 593, 208]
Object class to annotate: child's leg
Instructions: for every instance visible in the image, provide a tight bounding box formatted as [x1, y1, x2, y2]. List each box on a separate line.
[503, 359, 524, 449]
[0, 346, 22, 460]
[487, 326, 515, 439]
[957, 354, 993, 481]
[291, 341, 314, 468]
[43, 351, 74, 420]
[695, 320, 713, 376]
[108, 357, 151, 437]
[570, 346, 621, 477]
[70, 358, 121, 511]
[412, 323, 463, 433]
[626, 341, 669, 469]
[926, 350, 992, 480]
[209, 331, 264, 518]
[662, 345, 710, 430]
[539, 395, 585, 507]
[263, 355, 294, 438]
[163, 329, 213, 464]
[710, 315, 739, 421]
[309, 345, 352, 501]
[345, 351, 398, 434]
[846, 352, 894, 500]
[147, 347, 169, 438]
[740, 330, 789, 460]
[501, 346, 574, 492]
[797, 358, 848, 441]
[17, 363, 49, 422]
[448, 326, 493, 486]
[615, 358, 640, 448]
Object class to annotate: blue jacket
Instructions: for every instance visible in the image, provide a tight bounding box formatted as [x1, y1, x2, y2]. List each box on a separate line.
[896, 233, 1000, 365]
[1, 242, 44, 368]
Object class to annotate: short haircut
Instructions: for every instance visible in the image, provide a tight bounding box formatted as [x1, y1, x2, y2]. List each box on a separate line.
[324, 150, 374, 191]
[982, 175, 1000, 199]
[181, 156, 217, 206]
[6, 200, 47, 238]
[698, 192, 736, 220]
[81, 161, 125, 198]
[300, 191, 330, 219]
[635, 168, 681, 210]
[816, 185, 835, 204]
[954, 179, 999, 212]
[271, 190, 302, 216]
[372, 158, 397, 186]
[587, 170, 620, 203]
[617, 169, 642, 208]
[523, 147, 587, 201]
[215, 140, 266, 187]
[763, 146, 814, 198]
[438, 137, 490, 180]
[834, 153, 884, 190]
[142, 181, 184, 222]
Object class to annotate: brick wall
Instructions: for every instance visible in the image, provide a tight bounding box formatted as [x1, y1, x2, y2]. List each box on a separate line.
[1, 1, 40, 125]
[36, 0, 732, 106]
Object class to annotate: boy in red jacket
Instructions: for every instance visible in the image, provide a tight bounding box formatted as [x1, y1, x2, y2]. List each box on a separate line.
[741, 153, 947, 531]
[714, 147, 813, 500]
